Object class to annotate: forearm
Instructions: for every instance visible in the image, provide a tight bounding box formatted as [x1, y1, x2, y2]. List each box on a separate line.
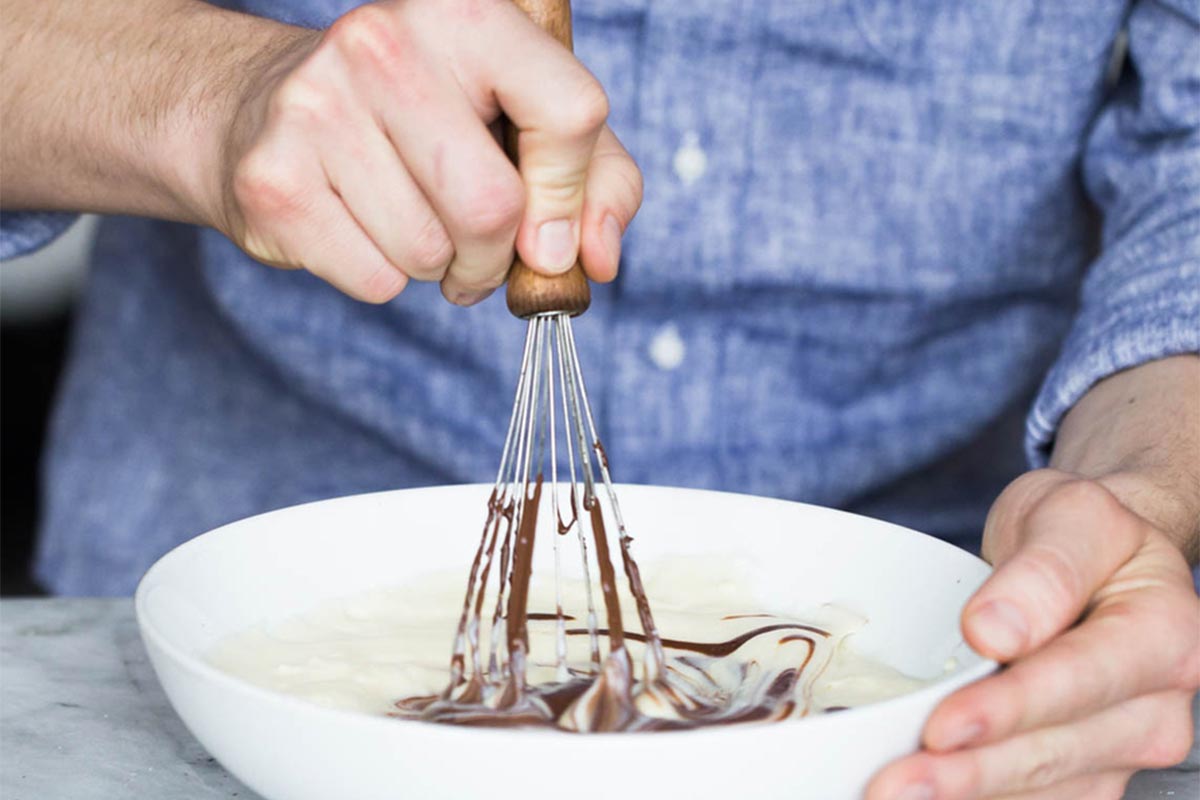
[0, 0, 310, 226]
[1050, 354, 1200, 560]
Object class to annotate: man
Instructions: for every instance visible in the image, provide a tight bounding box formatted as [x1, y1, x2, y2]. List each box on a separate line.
[2, 0, 1197, 797]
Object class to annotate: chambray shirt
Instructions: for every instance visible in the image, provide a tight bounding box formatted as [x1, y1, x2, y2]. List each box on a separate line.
[3, 1, 1198, 596]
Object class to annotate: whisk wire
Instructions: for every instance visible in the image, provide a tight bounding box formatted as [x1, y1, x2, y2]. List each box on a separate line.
[451, 310, 654, 712]
[563, 319, 667, 680]
[552, 315, 603, 671]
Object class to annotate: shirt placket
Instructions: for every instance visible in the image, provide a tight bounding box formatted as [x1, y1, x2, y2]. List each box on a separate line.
[605, 0, 762, 488]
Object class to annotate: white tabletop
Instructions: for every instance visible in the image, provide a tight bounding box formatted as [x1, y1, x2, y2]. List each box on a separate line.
[1, 599, 1196, 799]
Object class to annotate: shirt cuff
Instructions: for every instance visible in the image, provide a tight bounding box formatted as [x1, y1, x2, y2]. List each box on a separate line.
[1025, 271, 1200, 468]
[0, 211, 79, 261]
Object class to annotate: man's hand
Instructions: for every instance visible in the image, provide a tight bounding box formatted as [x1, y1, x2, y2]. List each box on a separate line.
[868, 356, 1200, 800]
[868, 469, 1199, 800]
[214, 0, 641, 304]
[1, 0, 642, 304]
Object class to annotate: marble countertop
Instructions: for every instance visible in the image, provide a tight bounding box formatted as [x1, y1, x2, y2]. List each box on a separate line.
[1, 599, 1197, 800]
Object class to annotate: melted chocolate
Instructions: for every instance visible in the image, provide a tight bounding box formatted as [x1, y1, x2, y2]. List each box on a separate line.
[396, 441, 843, 732]
[565, 623, 829, 658]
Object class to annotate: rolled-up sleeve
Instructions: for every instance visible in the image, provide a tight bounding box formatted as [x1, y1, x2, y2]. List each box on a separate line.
[1026, 0, 1200, 466]
[0, 211, 79, 261]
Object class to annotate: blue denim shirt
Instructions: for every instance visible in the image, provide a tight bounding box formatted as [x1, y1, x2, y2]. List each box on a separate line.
[3, 0, 1197, 595]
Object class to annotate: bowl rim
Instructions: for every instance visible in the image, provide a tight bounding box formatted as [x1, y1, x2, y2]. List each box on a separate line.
[135, 483, 998, 746]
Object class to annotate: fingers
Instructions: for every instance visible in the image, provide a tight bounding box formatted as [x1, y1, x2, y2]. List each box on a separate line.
[926, 532, 1200, 750]
[866, 690, 1193, 800]
[965, 472, 1148, 662]
[230, 137, 408, 303]
[226, 0, 638, 304]
[321, 116, 455, 283]
[578, 127, 642, 282]
[905, 471, 1200, 799]
[333, 7, 524, 305]
[462, 2, 610, 274]
[299, 200, 410, 302]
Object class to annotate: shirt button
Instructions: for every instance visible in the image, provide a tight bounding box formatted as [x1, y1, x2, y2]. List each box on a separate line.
[672, 131, 707, 186]
[648, 324, 686, 371]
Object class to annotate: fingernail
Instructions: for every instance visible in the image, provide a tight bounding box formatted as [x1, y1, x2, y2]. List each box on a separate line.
[968, 600, 1028, 660]
[937, 720, 984, 751]
[452, 289, 491, 306]
[891, 781, 935, 800]
[535, 219, 576, 273]
[601, 213, 622, 267]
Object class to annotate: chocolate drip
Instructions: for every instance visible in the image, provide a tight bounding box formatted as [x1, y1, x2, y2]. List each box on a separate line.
[565, 623, 829, 658]
[445, 490, 505, 690]
[585, 499, 626, 652]
[555, 484, 579, 536]
[570, 496, 636, 730]
[591, 444, 666, 683]
[497, 475, 543, 706]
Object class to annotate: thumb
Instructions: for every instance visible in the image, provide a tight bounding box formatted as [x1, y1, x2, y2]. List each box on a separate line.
[966, 471, 1148, 661]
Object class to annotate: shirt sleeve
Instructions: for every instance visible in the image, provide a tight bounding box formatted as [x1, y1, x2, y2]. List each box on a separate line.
[0, 211, 79, 261]
[1025, 0, 1200, 467]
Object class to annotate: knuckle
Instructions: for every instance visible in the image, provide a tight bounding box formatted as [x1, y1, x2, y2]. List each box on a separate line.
[611, 157, 643, 213]
[232, 150, 304, 219]
[405, 218, 455, 277]
[444, 253, 511, 296]
[555, 78, 609, 138]
[238, 230, 286, 266]
[1021, 543, 1084, 611]
[328, 6, 430, 106]
[1004, 663, 1055, 731]
[626, 158, 645, 204]
[980, 471, 1065, 561]
[449, 0, 502, 22]
[356, 263, 408, 304]
[1139, 717, 1194, 768]
[237, 230, 288, 266]
[592, 146, 644, 216]
[270, 76, 337, 127]
[461, 262, 510, 292]
[530, 170, 586, 207]
[1018, 735, 1071, 789]
[1035, 479, 1126, 532]
[1166, 598, 1200, 690]
[457, 176, 524, 238]
[1177, 639, 1200, 691]
[329, 4, 401, 63]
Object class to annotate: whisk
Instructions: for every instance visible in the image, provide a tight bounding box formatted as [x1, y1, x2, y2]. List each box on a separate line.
[405, 0, 671, 732]
[393, 2, 862, 736]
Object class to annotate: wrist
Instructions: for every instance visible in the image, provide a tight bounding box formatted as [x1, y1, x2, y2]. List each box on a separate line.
[1050, 356, 1200, 562]
[153, 4, 316, 232]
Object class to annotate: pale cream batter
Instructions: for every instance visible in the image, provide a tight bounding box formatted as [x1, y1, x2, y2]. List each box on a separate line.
[208, 558, 935, 725]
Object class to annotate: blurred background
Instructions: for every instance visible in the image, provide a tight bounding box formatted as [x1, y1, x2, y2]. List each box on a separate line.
[1, 215, 97, 596]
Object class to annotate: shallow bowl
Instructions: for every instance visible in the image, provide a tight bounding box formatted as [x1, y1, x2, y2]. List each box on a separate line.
[136, 484, 995, 800]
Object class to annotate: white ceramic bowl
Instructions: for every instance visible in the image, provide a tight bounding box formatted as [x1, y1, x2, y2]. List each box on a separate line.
[136, 484, 995, 800]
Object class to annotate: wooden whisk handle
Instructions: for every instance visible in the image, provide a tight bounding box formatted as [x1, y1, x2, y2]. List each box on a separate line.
[503, 0, 591, 319]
